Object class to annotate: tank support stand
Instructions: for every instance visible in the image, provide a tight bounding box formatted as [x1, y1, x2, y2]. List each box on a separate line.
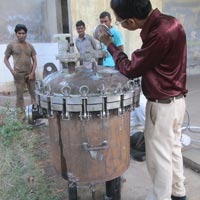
[105, 177, 121, 200]
[68, 182, 78, 200]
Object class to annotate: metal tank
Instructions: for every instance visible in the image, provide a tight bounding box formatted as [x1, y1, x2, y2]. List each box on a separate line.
[27, 34, 140, 200]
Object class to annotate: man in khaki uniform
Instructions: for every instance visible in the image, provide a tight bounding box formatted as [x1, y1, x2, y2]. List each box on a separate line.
[4, 24, 37, 116]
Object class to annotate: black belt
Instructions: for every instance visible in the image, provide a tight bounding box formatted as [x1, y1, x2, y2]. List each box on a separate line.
[148, 94, 184, 104]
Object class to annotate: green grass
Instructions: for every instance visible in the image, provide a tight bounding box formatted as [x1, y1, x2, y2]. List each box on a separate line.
[0, 106, 65, 200]
[0, 102, 32, 146]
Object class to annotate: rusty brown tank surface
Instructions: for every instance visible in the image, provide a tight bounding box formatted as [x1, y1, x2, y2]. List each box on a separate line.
[48, 110, 130, 183]
[33, 34, 141, 186]
[35, 63, 139, 184]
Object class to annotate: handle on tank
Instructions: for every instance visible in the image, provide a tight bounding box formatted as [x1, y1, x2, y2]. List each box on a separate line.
[127, 80, 135, 90]
[35, 80, 42, 90]
[82, 140, 108, 151]
[79, 85, 89, 96]
[61, 85, 71, 96]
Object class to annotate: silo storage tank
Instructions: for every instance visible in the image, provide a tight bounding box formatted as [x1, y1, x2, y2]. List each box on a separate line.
[28, 35, 140, 200]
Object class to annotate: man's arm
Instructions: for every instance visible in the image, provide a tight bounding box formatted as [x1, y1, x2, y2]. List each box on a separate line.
[112, 28, 124, 52]
[29, 54, 37, 80]
[4, 55, 16, 76]
[75, 38, 80, 52]
[91, 37, 97, 50]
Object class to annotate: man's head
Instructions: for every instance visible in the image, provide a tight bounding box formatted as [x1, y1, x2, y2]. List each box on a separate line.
[110, 0, 152, 30]
[14, 24, 28, 33]
[76, 20, 86, 38]
[14, 24, 27, 42]
[99, 11, 112, 28]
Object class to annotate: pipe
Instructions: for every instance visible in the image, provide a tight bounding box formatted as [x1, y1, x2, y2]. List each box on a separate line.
[67, 0, 73, 43]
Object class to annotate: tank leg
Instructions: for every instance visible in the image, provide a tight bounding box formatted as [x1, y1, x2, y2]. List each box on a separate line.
[68, 181, 78, 200]
[105, 176, 121, 200]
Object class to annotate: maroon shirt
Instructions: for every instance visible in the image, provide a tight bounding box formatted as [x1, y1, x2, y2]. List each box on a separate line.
[108, 9, 188, 100]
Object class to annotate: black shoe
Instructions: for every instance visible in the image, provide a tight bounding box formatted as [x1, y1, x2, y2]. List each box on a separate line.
[30, 119, 46, 127]
[130, 132, 145, 152]
[171, 195, 186, 200]
[130, 148, 145, 162]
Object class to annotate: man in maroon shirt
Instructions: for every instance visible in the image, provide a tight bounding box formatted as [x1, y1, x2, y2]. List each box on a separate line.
[99, 1, 187, 200]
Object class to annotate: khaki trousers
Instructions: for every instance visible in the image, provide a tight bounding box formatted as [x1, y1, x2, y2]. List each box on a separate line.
[145, 97, 186, 200]
[14, 72, 36, 110]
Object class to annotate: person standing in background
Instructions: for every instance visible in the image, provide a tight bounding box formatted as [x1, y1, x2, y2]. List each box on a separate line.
[99, 0, 188, 200]
[4, 24, 37, 120]
[99, 11, 124, 68]
[75, 20, 97, 68]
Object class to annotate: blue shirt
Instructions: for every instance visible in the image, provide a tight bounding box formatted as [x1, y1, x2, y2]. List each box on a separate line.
[102, 26, 123, 67]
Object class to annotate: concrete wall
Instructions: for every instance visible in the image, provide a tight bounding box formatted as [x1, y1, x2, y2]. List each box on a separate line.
[0, 0, 49, 43]
[0, 0, 61, 93]
[163, 0, 200, 74]
[70, 0, 162, 58]
[0, 0, 62, 43]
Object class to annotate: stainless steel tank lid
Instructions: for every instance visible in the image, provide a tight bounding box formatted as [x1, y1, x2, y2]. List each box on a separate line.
[35, 65, 136, 118]
[38, 65, 132, 96]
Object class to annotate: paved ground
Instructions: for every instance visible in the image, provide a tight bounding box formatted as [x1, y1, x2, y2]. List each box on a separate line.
[0, 74, 200, 200]
[182, 74, 200, 174]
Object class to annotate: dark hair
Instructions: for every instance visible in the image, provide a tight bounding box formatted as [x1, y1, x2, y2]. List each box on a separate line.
[99, 11, 111, 20]
[76, 20, 85, 27]
[110, 0, 152, 20]
[14, 24, 27, 33]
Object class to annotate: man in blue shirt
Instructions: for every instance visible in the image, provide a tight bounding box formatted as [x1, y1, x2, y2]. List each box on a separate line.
[99, 11, 124, 67]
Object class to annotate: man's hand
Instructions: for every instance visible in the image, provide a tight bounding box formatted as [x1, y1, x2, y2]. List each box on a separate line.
[94, 24, 113, 46]
[99, 31, 113, 46]
[29, 72, 35, 80]
[11, 69, 16, 76]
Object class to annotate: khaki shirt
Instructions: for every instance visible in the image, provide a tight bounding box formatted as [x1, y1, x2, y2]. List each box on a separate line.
[4, 41, 36, 73]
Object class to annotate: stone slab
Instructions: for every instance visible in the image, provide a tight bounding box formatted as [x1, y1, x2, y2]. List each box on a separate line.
[183, 149, 200, 173]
